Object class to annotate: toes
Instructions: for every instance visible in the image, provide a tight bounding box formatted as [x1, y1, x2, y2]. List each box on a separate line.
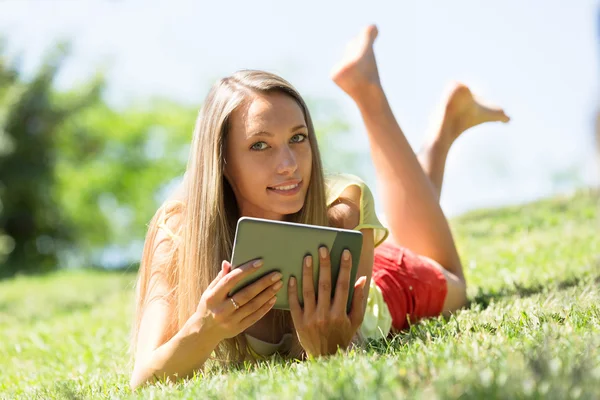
[480, 104, 510, 123]
[365, 24, 379, 42]
[491, 107, 510, 123]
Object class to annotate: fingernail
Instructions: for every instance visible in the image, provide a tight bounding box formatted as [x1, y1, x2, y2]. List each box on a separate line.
[253, 260, 263, 268]
[289, 277, 296, 287]
[343, 249, 350, 261]
[319, 247, 327, 258]
[272, 273, 282, 281]
[305, 256, 312, 268]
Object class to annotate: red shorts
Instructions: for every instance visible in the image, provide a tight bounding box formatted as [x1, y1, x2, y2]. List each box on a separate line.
[371, 241, 448, 331]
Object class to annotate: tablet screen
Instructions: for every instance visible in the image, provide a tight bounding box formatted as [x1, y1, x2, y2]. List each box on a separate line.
[228, 217, 363, 314]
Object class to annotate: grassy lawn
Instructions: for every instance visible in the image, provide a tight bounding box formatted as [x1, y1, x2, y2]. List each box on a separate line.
[1, 188, 598, 399]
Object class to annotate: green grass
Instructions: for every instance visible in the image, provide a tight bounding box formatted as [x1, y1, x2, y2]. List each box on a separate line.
[1, 188, 599, 399]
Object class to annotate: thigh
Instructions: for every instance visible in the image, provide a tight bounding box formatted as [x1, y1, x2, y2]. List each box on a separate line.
[373, 242, 452, 332]
[417, 254, 467, 315]
[382, 235, 467, 315]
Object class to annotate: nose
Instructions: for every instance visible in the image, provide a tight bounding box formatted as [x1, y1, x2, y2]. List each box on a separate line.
[276, 146, 298, 175]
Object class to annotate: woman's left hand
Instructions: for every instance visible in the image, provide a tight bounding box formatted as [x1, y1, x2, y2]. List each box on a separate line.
[288, 246, 368, 358]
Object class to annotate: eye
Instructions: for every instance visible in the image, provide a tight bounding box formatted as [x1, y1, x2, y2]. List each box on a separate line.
[291, 133, 308, 143]
[250, 141, 268, 151]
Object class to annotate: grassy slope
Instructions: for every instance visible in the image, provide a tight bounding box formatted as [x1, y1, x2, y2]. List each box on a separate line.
[0, 188, 598, 399]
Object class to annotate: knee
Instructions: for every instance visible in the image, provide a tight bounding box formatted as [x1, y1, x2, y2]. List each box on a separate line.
[442, 274, 468, 314]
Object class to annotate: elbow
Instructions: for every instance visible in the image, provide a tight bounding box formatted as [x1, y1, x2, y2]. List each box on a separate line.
[130, 350, 159, 391]
[129, 372, 143, 392]
[129, 377, 140, 392]
[129, 367, 153, 392]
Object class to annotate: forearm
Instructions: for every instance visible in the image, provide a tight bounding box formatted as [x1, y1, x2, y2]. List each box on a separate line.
[130, 314, 221, 390]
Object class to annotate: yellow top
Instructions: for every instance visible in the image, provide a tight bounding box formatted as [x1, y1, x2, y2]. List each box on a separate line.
[323, 173, 389, 247]
[155, 173, 392, 359]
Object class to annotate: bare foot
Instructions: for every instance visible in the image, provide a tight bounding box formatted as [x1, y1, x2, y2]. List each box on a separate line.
[439, 83, 510, 145]
[331, 25, 381, 99]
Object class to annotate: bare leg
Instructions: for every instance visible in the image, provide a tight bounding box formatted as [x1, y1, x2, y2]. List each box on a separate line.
[418, 83, 510, 199]
[331, 26, 463, 278]
[331, 26, 513, 313]
[415, 85, 510, 313]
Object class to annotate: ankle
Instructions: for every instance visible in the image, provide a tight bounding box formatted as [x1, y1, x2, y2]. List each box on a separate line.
[424, 134, 452, 157]
[353, 83, 387, 111]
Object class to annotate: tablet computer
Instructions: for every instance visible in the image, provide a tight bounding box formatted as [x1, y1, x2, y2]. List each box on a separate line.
[228, 217, 363, 314]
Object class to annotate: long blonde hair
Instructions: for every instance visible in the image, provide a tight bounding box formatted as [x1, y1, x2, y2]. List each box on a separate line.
[130, 70, 330, 368]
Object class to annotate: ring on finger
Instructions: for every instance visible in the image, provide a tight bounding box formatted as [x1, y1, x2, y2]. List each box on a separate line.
[230, 297, 240, 310]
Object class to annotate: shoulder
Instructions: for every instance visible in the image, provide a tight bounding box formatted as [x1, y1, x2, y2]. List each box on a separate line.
[326, 174, 363, 230]
[325, 173, 370, 205]
[149, 199, 185, 262]
[157, 200, 185, 234]
[328, 198, 360, 230]
[325, 173, 368, 192]
[326, 173, 389, 246]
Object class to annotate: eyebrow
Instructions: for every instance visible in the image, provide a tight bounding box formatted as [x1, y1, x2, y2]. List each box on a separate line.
[248, 124, 307, 138]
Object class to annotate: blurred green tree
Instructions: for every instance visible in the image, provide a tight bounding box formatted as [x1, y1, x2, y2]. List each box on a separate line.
[0, 42, 102, 277]
[55, 99, 195, 268]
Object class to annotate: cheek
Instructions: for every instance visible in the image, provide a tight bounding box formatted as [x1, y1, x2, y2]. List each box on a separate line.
[226, 157, 256, 193]
[301, 145, 313, 174]
[234, 159, 270, 195]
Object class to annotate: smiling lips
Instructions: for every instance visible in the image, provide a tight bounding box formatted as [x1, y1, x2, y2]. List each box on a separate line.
[267, 180, 302, 195]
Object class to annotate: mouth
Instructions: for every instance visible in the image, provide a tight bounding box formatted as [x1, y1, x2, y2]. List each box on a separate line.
[267, 180, 303, 195]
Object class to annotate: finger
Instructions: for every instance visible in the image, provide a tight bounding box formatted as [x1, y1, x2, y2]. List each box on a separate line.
[234, 282, 281, 322]
[317, 246, 332, 319]
[239, 293, 278, 330]
[288, 276, 304, 324]
[349, 276, 368, 328]
[230, 271, 282, 309]
[208, 260, 229, 291]
[213, 258, 264, 298]
[301, 255, 315, 315]
[331, 249, 352, 315]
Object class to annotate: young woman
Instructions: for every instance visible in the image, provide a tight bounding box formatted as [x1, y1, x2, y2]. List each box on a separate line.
[129, 25, 509, 389]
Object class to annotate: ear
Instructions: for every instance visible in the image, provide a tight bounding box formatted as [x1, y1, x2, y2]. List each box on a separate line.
[223, 161, 232, 183]
[221, 137, 231, 180]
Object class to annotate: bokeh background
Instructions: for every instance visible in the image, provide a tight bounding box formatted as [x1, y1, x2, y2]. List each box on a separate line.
[0, 0, 597, 277]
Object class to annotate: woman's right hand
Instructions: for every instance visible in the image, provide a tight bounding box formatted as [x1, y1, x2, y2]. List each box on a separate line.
[194, 259, 284, 341]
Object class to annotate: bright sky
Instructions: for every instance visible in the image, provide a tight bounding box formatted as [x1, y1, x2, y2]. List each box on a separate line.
[1, 0, 598, 217]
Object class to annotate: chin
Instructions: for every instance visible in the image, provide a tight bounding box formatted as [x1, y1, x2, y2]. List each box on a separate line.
[256, 190, 308, 219]
[267, 197, 304, 217]
[277, 203, 305, 217]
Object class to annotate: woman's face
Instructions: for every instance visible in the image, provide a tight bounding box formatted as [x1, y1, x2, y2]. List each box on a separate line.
[224, 91, 312, 221]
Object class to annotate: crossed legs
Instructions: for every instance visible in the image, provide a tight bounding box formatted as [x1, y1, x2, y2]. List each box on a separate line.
[331, 25, 509, 314]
